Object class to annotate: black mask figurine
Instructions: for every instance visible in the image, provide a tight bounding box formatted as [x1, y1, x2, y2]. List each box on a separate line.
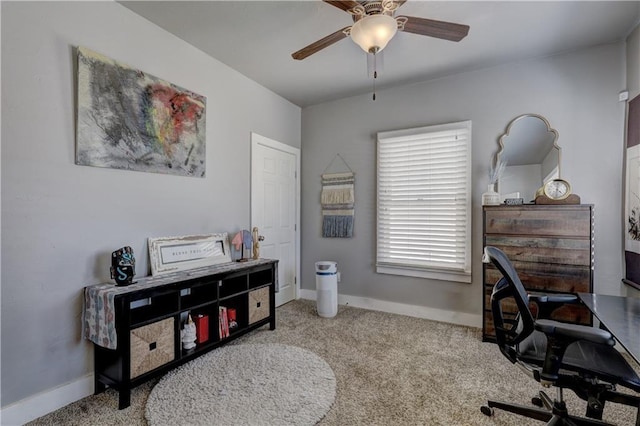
[111, 246, 136, 286]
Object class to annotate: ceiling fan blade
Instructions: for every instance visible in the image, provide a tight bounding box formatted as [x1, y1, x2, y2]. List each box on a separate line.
[292, 27, 350, 60]
[398, 15, 469, 42]
[323, 0, 361, 12]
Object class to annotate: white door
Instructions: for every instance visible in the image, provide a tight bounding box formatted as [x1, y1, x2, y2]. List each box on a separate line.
[251, 133, 299, 307]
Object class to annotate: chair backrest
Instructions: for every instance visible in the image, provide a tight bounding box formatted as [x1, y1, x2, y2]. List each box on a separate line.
[485, 246, 536, 362]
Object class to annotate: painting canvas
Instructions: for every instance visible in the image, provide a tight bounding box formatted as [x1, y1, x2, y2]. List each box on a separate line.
[76, 46, 206, 177]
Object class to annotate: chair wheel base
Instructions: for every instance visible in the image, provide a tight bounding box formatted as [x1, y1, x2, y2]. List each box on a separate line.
[480, 405, 494, 417]
[532, 396, 543, 407]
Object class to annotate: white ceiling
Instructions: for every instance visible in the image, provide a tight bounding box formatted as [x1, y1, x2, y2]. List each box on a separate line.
[120, 1, 640, 107]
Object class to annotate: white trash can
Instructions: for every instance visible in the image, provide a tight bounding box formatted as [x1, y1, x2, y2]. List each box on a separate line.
[315, 261, 338, 318]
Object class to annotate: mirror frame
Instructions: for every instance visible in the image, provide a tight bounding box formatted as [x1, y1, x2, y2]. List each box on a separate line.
[495, 113, 561, 193]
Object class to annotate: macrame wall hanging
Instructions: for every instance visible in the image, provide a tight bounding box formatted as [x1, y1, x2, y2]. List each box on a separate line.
[321, 154, 355, 238]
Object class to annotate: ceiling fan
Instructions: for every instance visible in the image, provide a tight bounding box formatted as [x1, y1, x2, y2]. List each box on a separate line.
[292, 0, 470, 60]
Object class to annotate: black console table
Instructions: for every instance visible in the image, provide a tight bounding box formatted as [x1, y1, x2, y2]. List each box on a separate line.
[83, 259, 278, 409]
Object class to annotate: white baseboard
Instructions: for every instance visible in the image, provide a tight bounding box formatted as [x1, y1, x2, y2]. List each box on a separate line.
[298, 289, 482, 328]
[1, 374, 94, 425]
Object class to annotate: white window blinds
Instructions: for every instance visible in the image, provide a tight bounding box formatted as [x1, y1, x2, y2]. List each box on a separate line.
[377, 121, 472, 283]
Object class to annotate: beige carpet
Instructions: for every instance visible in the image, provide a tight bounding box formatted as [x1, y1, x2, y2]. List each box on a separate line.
[28, 299, 638, 425]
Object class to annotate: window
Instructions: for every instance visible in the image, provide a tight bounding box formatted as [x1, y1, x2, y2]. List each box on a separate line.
[376, 120, 472, 283]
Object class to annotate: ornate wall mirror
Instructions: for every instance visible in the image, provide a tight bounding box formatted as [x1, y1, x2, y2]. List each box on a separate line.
[496, 114, 560, 201]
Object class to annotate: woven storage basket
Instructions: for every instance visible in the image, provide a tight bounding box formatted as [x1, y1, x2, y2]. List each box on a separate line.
[249, 287, 270, 324]
[130, 317, 175, 379]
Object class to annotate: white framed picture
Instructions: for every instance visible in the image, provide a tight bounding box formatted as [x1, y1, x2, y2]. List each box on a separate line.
[148, 233, 231, 276]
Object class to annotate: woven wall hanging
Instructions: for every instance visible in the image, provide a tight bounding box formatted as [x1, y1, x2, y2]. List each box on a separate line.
[321, 154, 355, 238]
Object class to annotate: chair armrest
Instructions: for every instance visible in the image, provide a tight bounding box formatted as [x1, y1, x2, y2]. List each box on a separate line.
[534, 319, 615, 384]
[535, 319, 614, 346]
[529, 293, 579, 305]
[528, 293, 579, 320]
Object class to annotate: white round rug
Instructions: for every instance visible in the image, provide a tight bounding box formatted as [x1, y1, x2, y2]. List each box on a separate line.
[145, 343, 336, 426]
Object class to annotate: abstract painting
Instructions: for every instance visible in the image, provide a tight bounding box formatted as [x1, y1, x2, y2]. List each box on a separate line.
[76, 46, 206, 177]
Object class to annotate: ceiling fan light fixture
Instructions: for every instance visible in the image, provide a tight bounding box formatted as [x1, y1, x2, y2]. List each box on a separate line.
[350, 14, 398, 53]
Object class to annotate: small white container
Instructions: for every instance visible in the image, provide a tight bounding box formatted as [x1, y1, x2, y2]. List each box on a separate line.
[482, 184, 501, 206]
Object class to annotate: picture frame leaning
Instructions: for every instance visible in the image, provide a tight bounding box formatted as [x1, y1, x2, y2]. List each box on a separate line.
[148, 233, 231, 276]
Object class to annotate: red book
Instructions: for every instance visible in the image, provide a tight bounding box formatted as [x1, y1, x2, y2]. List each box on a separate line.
[228, 308, 236, 322]
[220, 306, 229, 338]
[218, 309, 223, 340]
[195, 314, 209, 344]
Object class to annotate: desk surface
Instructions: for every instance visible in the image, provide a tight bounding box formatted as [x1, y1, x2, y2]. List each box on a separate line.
[578, 293, 640, 365]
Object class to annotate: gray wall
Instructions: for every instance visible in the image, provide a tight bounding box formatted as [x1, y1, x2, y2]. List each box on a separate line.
[301, 43, 627, 315]
[628, 23, 640, 99]
[1, 2, 300, 407]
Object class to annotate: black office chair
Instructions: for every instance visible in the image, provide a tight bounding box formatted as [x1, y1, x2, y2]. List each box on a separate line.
[481, 246, 640, 425]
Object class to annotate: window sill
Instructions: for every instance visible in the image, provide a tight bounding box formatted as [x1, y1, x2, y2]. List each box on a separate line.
[376, 265, 471, 283]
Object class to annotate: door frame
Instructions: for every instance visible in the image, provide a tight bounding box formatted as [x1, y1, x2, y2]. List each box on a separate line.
[250, 132, 301, 304]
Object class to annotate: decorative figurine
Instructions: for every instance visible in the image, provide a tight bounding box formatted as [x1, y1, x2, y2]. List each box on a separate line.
[227, 308, 238, 333]
[110, 246, 136, 286]
[232, 231, 247, 262]
[181, 315, 197, 350]
[232, 229, 254, 262]
[242, 229, 253, 258]
[252, 227, 264, 260]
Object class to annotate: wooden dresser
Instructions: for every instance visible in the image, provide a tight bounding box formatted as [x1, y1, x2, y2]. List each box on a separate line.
[482, 204, 594, 342]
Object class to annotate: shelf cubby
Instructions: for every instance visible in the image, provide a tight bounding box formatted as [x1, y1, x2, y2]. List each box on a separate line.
[219, 274, 247, 298]
[180, 281, 217, 310]
[249, 267, 272, 289]
[129, 291, 179, 327]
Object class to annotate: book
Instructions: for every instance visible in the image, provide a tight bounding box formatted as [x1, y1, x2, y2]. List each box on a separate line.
[194, 314, 209, 344]
[219, 306, 229, 339]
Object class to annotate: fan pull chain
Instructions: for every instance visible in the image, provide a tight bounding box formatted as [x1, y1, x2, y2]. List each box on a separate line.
[372, 52, 377, 101]
[373, 77, 376, 101]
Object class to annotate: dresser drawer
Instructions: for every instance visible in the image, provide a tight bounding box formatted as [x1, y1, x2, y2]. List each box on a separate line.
[485, 263, 591, 293]
[485, 236, 592, 266]
[485, 207, 591, 237]
[483, 302, 591, 341]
